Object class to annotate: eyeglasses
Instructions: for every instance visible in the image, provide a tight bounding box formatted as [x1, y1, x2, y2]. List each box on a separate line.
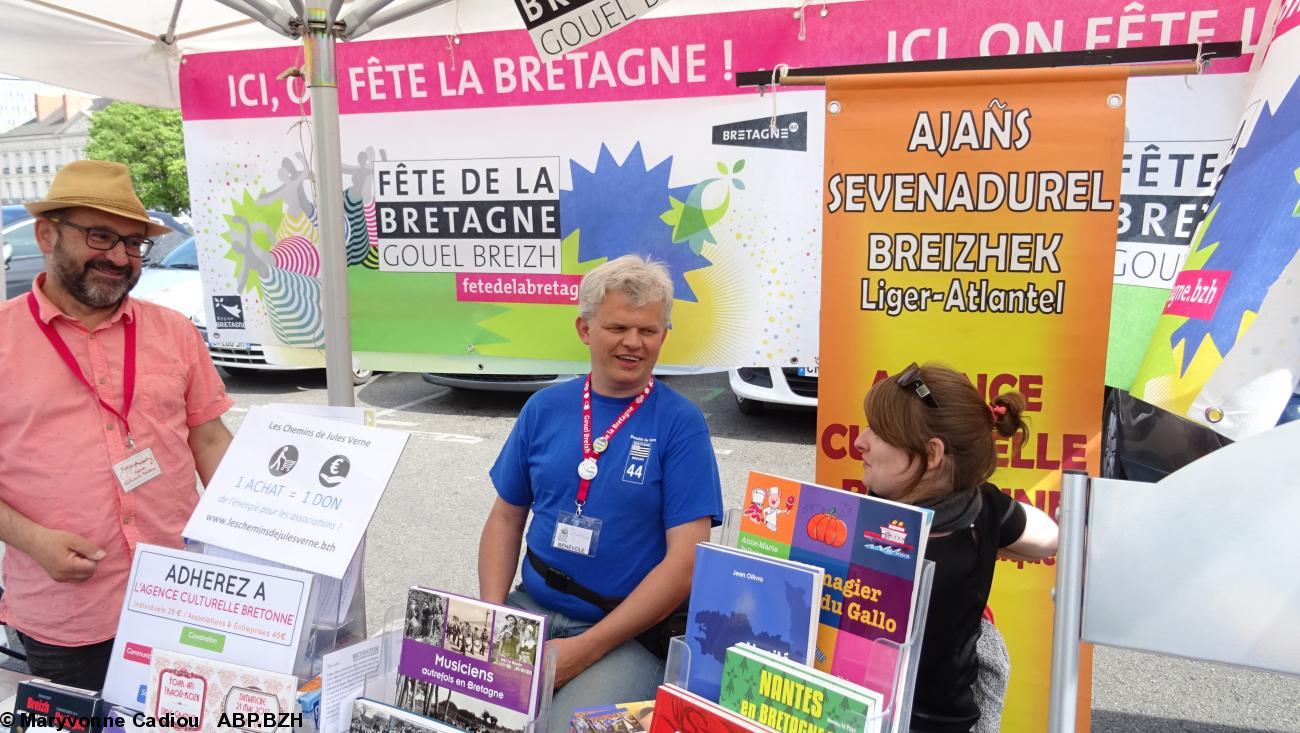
[896, 362, 941, 408]
[47, 216, 153, 258]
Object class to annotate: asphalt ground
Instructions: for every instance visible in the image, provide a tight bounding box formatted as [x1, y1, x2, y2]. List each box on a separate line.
[95, 370, 1300, 731]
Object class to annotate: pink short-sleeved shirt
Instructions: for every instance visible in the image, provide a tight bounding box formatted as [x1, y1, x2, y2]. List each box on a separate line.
[0, 276, 233, 645]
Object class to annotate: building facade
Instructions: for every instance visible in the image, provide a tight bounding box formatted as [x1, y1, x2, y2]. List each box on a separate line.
[0, 95, 104, 205]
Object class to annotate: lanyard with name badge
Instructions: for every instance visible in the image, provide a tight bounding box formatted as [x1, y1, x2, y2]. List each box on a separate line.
[552, 374, 654, 557]
[27, 292, 161, 492]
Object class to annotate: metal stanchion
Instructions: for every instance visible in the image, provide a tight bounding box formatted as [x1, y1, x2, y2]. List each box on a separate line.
[1047, 470, 1089, 733]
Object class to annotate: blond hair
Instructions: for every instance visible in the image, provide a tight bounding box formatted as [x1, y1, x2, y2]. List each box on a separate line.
[577, 255, 674, 323]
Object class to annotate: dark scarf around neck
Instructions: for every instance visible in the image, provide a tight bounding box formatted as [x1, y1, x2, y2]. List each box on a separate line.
[916, 485, 984, 533]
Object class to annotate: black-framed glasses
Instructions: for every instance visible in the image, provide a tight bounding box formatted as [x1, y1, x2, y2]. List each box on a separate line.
[897, 362, 941, 408]
[47, 216, 153, 258]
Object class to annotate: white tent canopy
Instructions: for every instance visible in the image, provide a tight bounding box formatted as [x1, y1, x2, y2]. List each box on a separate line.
[0, 0, 824, 108]
[1, 0, 825, 402]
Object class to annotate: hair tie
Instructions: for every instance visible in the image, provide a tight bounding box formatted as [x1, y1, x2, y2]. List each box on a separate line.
[989, 403, 1007, 422]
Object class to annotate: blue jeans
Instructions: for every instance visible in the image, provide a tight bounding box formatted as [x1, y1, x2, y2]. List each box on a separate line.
[508, 588, 664, 733]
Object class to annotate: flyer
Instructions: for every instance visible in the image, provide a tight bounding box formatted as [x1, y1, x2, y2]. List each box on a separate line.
[102, 544, 313, 709]
[182, 406, 409, 578]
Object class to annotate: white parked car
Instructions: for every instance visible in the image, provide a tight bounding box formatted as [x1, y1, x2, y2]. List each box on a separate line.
[728, 365, 818, 414]
[133, 238, 373, 383]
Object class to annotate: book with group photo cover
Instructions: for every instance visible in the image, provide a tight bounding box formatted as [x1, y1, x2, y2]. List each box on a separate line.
[684, 543, 823, 702]
[394, 587, 548, 733]
[351, 698, 464, 733]
[736, 471, 933, 698]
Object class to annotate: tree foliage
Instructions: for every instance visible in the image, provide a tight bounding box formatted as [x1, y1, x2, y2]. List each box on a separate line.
[86, 102, 189, 214]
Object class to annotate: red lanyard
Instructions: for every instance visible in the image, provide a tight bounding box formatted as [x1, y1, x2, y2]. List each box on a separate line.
[577, 374, 654, 508]
[27, 292, 138, 448]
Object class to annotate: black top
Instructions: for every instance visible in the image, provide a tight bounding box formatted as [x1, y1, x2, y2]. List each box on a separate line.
[910, 484, 1027, 733]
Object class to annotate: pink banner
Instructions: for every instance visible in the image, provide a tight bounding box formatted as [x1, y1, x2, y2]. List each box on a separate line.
[1164, 269, 1232, 318]
[180, 0, 1267, 119]
[456, 272, 582, 304]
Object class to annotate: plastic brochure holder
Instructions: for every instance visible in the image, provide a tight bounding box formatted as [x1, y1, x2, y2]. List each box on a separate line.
[304, 542, 369, 678]
[665, 560, 936, 733]
[364, 602, 558, 733]
[195, 537, 368, 679]
[719, 508, 743, 548]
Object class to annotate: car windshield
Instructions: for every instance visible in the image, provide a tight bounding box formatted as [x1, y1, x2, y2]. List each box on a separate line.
[155, 238, 199, 269]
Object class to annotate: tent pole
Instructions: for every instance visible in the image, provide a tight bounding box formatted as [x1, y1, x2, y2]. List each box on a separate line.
[162, 0, 185, 45]
[213, 0, 296, 36]
[343, 0, 453, 40]
[336, 0, 398, 36]
[304, 2, 355, 407]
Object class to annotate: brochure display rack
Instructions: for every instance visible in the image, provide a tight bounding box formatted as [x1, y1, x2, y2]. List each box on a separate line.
[196, 540, 365, 679]
[665, 559, 936, 733]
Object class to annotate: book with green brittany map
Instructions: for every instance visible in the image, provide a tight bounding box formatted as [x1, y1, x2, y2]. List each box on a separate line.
[719, 644, 883, 733]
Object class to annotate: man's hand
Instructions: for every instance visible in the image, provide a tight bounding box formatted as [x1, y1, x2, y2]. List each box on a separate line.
[30, 529, 104, 582]
[546, 634, 600, 688]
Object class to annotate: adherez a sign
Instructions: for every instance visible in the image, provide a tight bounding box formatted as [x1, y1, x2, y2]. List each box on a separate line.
[513, 0, 674, 61]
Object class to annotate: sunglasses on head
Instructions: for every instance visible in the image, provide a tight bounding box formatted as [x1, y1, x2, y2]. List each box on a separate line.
[896, 362, 940, 408]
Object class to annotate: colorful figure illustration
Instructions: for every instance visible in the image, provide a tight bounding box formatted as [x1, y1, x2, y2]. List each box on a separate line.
[743, 487, 766, 525]
[229, 215, 324, 348]
[762, 486, 795, 532]
[257, 153, 316, 222]
[342, 146, 386, 269]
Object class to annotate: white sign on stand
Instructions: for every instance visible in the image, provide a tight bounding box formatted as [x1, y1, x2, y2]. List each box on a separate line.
[102, 544, 314, 709]
[183, 406, 408, 578]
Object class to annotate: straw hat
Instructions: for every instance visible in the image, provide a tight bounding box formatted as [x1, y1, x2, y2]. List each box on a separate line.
[24, 160, 171, 236]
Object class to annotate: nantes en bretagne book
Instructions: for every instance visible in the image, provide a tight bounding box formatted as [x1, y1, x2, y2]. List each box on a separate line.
[736, 471, 932, 696]
[719, 643, 884, 733]
[684, 542, 823, 702]
[395, 587, 548, 733]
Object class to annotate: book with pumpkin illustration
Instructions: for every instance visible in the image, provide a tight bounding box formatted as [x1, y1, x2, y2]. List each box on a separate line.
[683, 543, 822, 702]
[735, 471, 932, 700]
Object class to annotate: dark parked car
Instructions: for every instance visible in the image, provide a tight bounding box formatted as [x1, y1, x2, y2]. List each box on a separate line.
[2, 211, 191, 297]
[1102, 386, 1300, 482]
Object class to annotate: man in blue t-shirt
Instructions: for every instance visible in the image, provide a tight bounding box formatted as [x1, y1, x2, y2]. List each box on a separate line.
[480, 255, 723, 730]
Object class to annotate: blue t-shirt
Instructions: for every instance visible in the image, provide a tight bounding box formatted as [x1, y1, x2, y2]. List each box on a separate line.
[490, 377, 724, 622]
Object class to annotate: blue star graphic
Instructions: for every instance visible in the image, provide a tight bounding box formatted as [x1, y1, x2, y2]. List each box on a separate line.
[1171, 76, 1300, 373]
[561, 143, 711, 301]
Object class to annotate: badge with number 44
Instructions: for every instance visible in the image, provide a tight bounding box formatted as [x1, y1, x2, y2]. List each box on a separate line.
[623, 439, 652, 485]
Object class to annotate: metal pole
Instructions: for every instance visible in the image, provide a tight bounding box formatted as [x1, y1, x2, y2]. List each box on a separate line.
[343, 0, 453, 40]
[212, 0, 296, 36]
[1048, 470, 1089, 733]
[335, 0, 399, 35]
[162, 0, 185, 44]
[304, 3, 355, 407]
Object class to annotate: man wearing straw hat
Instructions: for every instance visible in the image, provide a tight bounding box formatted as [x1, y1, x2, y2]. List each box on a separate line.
[0, 160, 234, 689]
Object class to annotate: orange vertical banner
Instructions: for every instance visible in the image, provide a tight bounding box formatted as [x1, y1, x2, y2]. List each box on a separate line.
[815, 66, 1126, 731]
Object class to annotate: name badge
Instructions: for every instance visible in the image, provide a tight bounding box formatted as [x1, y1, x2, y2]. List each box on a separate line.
[113, 447, 162, 492]
[552, 511, 603, 557]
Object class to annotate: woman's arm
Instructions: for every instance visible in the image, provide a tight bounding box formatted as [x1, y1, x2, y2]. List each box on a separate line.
[999, 501, 1058, 559]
